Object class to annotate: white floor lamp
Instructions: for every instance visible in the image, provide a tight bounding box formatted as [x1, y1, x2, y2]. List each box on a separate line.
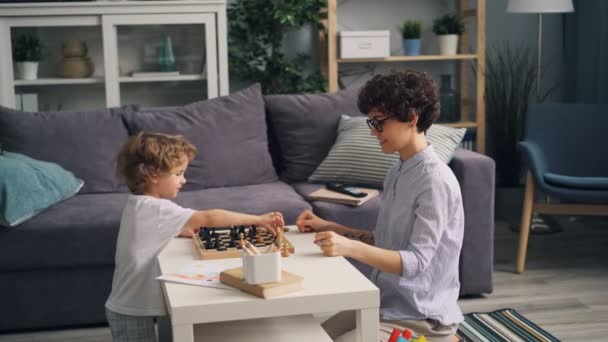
[507, 0, 575, 235]
[507, 0, 574, 98]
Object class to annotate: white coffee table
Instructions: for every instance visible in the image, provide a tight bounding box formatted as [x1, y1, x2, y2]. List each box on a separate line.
[157, 226, 380, 342]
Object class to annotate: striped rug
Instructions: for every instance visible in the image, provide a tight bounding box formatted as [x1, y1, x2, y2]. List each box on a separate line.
[457, 308, 560, 342]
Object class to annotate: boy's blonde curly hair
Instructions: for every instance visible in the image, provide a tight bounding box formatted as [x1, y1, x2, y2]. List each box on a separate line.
[116, 132, 197, 194]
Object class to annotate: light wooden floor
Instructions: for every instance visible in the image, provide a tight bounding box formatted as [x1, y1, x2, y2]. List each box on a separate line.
[2, 217, 608, 341]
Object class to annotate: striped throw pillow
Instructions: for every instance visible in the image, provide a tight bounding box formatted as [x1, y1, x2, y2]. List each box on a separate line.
[308, 115, 466, 188]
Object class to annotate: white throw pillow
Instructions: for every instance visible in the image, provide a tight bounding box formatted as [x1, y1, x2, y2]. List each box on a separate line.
[308, 115, 466, 188]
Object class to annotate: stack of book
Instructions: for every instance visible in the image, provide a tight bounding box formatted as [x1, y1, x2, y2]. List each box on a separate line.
[307, 186, 379, 206]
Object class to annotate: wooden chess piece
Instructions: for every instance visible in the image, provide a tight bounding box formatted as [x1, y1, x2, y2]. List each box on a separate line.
[238, 233, 245, 249]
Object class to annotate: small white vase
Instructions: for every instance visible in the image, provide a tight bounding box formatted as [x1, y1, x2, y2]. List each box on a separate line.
[16, 62, 39, 80]
[437, 34, 459, 55]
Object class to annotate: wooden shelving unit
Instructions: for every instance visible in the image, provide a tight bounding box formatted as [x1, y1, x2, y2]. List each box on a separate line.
[322, 0, 486, 154]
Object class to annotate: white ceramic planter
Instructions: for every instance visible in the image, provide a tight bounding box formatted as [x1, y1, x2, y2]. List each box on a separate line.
[16, 62, 39, 80]
[437, 34, 459, 55]
[242, 252, 281, 284]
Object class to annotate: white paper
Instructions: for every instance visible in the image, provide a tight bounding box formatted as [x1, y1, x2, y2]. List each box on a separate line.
[157, 258, 242, 290]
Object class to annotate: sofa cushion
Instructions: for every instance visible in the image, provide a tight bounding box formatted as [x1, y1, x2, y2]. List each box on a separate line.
[173, 181, 312, 225]
[264, 89, 363, 183]
[123, 84, 278, 191]
[543, 173, 608, 190]
[0, 105, 132, 194]
[0, 193, 128, 271]
[0, 152, 83, 227]
[308, 116, 466, 188]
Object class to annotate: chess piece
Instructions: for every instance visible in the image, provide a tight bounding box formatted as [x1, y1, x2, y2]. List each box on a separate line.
[280, 241, 290, 257]
[60, 40, 94, 78]
[205, 236, 214, 250]
[213, 233, 221, 249]
[238, 233, 245, 249]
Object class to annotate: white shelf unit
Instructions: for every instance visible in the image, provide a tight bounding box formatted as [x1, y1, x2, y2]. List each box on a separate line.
[0, 1, 228, 110]
[323, 0, 486, 153]
[119, 75, 207, 83]
[14, 77, 105, 86]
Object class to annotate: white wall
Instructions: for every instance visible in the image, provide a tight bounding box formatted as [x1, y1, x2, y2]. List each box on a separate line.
[486, 0, 566, 101]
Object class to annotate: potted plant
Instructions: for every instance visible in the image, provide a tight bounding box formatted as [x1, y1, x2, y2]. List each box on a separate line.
[432, 14, 464, 55]
[12, 34, 43, 80]
[228, 0, 326, 94]
[400, 20, 422, 56]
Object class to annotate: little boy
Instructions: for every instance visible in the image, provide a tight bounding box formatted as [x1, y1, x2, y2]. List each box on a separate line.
[105, 132, 284, 342]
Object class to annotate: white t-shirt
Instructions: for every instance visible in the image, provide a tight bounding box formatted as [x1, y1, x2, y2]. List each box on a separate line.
[105, 195, 194, 316]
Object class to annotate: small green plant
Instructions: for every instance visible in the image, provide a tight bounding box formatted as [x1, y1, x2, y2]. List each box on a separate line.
[400, 20, 422, 39]
[432, 14, 465, 35]
[12, 34, 43, 62]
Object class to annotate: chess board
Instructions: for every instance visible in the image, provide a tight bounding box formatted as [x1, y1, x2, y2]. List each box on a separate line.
[192, 225, 294, 260]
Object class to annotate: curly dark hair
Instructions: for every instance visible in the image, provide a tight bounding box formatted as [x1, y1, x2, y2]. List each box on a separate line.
[115, 132, 197, 194]
[357, 70, 440, 133]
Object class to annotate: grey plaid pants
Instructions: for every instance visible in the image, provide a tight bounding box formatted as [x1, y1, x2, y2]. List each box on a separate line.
[105, 308, 157, 342]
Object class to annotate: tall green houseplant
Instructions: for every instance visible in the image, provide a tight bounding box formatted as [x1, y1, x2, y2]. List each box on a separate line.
[228, 0, 326, 94]
[485, 42, 550, 186]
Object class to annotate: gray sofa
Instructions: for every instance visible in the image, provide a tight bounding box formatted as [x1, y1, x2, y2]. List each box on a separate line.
[0, 84, 495, 331]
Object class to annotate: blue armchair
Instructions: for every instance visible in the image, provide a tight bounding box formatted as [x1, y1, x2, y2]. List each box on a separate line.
[516, 103, 608, 273]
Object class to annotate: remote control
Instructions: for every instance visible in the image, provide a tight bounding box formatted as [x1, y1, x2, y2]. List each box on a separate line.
[326, 182, 367, 198]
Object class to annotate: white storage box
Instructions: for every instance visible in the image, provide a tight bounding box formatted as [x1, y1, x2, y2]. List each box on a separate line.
[340, 30, 390, 59]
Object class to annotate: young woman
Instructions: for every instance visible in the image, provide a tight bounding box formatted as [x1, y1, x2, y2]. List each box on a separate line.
[297, 71, 464, 342]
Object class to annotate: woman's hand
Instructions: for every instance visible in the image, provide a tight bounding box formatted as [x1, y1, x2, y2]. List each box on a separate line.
[295, 210, 330, 233]
[258, 211, 284, 235]
[313, 231, 356, 257]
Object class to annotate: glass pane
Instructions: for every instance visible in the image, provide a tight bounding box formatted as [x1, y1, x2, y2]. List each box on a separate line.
[11, 26, 103, 79]
[121, 80, 208, 107]
[116, 24, 206, 77]
[16, 84, 106, 112]
[11, 26, 105, 112]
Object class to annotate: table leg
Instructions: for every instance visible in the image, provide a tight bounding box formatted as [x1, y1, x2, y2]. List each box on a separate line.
[172, 323, 194, 342]
[356, 307, 379, 342]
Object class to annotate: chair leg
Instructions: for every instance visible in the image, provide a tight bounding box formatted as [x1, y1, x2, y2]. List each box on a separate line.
[516, 172, 535, 273]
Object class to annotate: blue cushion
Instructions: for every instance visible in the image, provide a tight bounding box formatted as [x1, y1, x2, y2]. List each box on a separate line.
[0, 152, 84, 227]
[543, 172, 608, 190]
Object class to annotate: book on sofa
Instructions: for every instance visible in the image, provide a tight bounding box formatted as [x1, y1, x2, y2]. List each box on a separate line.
[307, 186, 379, 206]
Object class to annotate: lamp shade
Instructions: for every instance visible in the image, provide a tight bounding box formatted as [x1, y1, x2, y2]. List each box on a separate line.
[507, 0, 574, 13]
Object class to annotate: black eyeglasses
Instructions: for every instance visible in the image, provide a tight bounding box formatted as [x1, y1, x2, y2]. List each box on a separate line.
[366, 115, 394, 132]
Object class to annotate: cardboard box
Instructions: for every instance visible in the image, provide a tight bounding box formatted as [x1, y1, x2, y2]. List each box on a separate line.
[340, 30, 390, 59]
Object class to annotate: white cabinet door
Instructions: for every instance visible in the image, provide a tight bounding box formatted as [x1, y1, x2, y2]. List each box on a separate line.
[102, 13, 218, 107]
[1, 16, 103, 111]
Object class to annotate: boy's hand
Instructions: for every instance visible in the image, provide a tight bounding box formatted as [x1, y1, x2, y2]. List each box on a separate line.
[176, 226, 200, 238]
[296, 210, 329, 233]
[258, 211, 284, 235]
